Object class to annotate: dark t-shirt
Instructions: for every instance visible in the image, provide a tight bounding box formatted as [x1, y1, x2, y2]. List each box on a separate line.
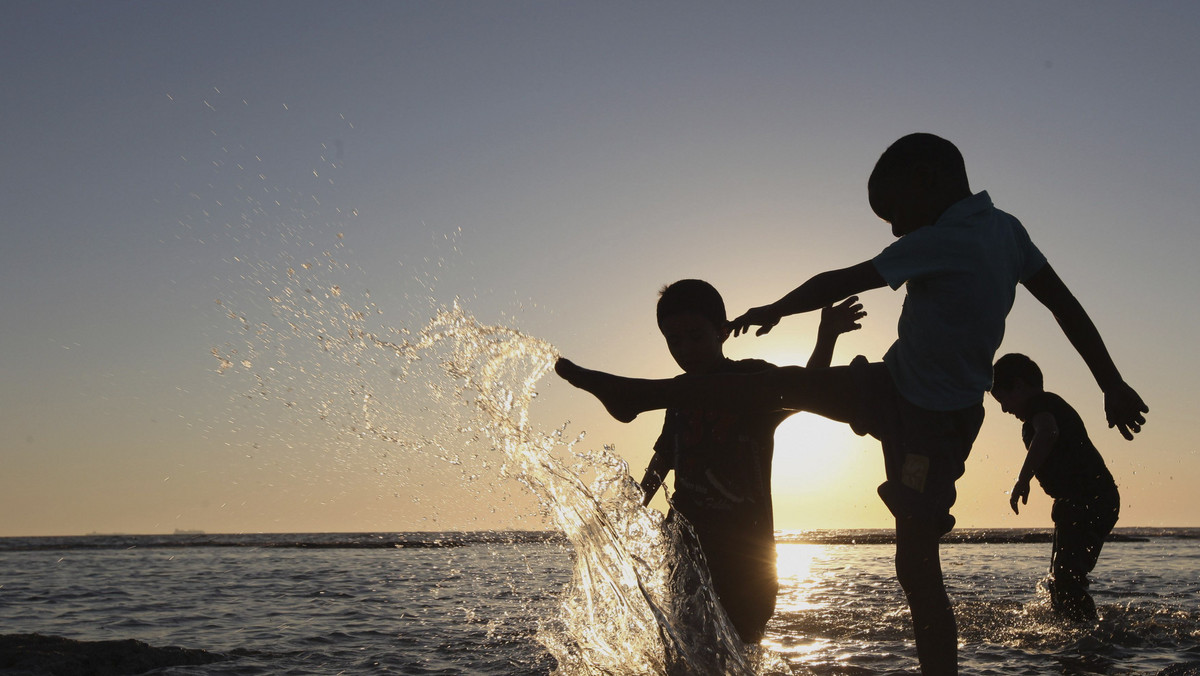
[654, 358, 789, 556]
[1021, 391, 1116, 500]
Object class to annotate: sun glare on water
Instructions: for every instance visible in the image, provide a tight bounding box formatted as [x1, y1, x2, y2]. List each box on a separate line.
[767, 543, 832, 659]
[774, 543, 821, 581]
[773, 543, 827, 610]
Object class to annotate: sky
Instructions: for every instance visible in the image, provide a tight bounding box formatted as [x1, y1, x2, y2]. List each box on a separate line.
[2, 1, 1197, 536]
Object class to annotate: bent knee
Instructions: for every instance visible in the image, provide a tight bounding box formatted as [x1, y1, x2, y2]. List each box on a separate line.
[894, 549, 945, 598]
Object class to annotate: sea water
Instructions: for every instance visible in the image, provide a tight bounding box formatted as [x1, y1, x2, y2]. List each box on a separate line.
[1, 530, 1198, 674]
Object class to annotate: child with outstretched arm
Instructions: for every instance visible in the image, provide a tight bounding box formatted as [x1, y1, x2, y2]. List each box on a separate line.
[555, 133, 1147, 675]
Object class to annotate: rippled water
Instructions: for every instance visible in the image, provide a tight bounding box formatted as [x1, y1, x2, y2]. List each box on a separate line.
[1, 532, 1198, 674]
[767, 535, 1200, 675]
[0, 536, 562, 674]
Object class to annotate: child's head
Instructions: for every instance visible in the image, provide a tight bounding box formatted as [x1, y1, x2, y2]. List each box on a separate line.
[868, 133, 972, 237]
[990, 353, 1044, 421]
[656, 279, 729, 374]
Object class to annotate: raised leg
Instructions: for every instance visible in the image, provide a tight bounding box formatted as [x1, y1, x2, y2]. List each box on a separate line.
[555, 358, 860, 423]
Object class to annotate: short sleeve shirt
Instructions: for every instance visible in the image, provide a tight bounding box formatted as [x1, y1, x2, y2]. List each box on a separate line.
[872, 191, 1047, 410]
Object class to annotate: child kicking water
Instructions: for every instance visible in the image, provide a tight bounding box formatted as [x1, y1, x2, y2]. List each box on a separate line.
[641, 279, 864, 643]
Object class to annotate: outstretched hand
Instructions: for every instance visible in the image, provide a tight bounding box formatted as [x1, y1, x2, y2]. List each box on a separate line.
[819, 296, 866, 337]
[1105, 381, 1149, 440]
[728, 305, 783, 337]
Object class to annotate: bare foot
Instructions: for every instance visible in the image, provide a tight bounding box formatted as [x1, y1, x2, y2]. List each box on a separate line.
[554, 358, 642, 423]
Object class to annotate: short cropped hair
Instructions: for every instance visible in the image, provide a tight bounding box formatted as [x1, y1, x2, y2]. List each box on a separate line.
[868, 133, 970, 195]
[992, 353, 1044, 391]
[657, 279, 726, 332]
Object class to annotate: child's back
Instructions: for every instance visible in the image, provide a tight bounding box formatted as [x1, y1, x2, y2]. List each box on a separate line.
[871, 190, 1045, 409]
[1019, 391, 1116, 500]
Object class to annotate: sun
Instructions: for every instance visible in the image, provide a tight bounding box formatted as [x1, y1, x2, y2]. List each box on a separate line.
[771, 413, 862, 490]
[768, 411, 885, 529]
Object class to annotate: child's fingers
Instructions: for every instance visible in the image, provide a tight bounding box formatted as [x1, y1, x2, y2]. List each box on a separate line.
[1109, 413, 1144, 439]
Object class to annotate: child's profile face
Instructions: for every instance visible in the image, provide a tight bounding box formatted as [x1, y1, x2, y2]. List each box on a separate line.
[989, 382, 1035, 421]
[868, 172, 937, 237]
[659, 312, 726, 374]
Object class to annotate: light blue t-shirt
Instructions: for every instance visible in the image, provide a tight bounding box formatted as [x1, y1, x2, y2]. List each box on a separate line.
[871, 191, 1047, 411]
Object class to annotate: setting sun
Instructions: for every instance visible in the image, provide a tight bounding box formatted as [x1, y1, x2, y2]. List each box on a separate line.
[769, 412, 889, 529]
[771, 414, 859, 491]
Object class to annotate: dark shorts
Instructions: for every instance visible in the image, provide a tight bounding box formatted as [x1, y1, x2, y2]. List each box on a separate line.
[846, 358, 985, 536]
[1051, 485, 1121, 583]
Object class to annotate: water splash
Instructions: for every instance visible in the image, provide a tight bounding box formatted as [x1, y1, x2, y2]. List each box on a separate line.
[217, 281, 759, 673]
[409, 306, 757, 674]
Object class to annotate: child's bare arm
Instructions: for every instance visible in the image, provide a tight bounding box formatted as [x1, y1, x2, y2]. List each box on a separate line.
[806, 296, 866, 368]
[1022, 264, 1149, 440]
[1011, 412, 1057, 515]
[730, 261, 885, 337]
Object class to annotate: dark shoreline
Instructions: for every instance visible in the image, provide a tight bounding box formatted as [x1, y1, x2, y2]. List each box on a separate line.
[777, 528, 1158, 545]
[1, 527, 1193, 552]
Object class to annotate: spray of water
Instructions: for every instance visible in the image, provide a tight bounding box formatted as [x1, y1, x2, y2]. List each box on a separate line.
[410, 306, 760, 674]
[217, 276, 762, 673]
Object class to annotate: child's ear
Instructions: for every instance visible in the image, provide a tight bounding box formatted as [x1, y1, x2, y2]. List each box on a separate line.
[719, 324, 731, 342]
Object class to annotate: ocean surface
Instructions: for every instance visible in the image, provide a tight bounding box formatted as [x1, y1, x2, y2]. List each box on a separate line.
[1, 528, 1197, 675]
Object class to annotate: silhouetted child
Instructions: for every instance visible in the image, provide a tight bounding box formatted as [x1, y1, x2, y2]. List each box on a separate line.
[990, 353, 1120, 622]
[640, 279, 864, 644]
[556, 133, 1148, 675]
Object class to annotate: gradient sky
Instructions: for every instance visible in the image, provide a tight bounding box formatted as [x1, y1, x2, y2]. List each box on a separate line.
[2, 1, 1197, 536]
